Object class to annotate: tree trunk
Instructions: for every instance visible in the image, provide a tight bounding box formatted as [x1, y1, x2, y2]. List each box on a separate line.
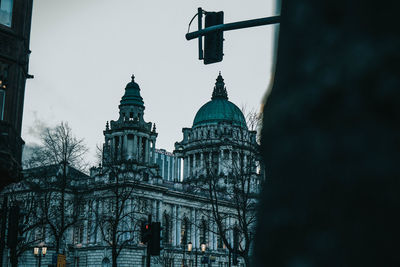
[112, 246, 118, 267]
[55, 236, 60, 253]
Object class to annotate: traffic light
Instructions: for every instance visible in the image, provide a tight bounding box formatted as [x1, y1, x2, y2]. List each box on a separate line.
[18, 210, 27, 243]
[7, 205, 20, 249]
[149, 222, 161, 256]
[141, 222, 151, 244]
[204, 11, 224, 64]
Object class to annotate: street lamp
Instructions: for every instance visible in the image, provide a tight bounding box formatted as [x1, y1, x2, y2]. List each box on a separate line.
[200, 243, 207, 267]
[201, 243, 206, 253]
[187, 241, 202, 267]
[187, 242, 193, 267]
[33, 242, 47, 267]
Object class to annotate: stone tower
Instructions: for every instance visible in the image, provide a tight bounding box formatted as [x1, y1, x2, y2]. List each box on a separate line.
[102, 75, 158, 177]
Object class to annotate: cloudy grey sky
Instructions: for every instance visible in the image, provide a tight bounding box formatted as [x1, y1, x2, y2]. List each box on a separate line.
[22, 0, 279, 165]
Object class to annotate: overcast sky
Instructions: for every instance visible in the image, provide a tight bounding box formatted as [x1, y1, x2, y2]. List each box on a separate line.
[22, 0, 279, 166]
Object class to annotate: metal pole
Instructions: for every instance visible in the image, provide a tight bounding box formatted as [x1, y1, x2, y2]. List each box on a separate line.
[186, 15, 280, 41]
[38, 254, 41, 267]
[195, 249, 198, 267]
[197, 7, 203, 60]
[146, 214, 152, 267]
[183, 244, 186, 266]
[0, 196, 8, 267]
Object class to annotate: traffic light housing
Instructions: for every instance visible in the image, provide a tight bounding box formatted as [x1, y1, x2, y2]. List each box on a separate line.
[7, 205, 20, 249]
[149, 222, 161, 256]
[141, 222, 151, 244]
[204, 11, 224, 64]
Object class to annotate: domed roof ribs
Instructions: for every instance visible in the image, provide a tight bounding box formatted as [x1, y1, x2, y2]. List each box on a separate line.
[211, 72, 228, 100]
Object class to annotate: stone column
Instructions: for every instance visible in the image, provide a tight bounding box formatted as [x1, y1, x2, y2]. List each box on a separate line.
[176, 206, 181, 246]
[218, 149, 223, 175]
[138, 136, 143, 162]
[183, 157, 188, 180]
[91, 200, 96, 243]
[200, 153, 204, 176]
[209, 152, 212, 175]
[95, 200, 101, 244]
[123, 134, 128, 159]
[190, 209, 195, 246]
[83, 203, 88, 245]
[152, 140, 156, 164]
[187, 154, 191, 178]
[152, 200, 157, 220]
[119, 135, 123, 159]
[133, 135, 138, 160]
[195, 210, 199, 249]
[172, 205, 177, 246]
[145, 138, 149, 163]
[158, 200, 163, 222]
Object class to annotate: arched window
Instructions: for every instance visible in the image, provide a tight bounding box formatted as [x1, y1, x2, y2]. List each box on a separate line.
[163, 213, 172, 246]
[181, 217, 190, 245]
[199, 218, 208, 245]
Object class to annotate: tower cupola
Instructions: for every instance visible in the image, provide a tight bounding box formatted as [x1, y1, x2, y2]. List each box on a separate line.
[118, 75, 145, 122]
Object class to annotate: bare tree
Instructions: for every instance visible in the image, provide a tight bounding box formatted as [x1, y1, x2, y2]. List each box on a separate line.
[23, 122, 88, 253]
[94, 149, 145, 267]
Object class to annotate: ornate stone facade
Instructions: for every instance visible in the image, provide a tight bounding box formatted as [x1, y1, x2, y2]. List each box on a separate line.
[3, 74, 261, 267]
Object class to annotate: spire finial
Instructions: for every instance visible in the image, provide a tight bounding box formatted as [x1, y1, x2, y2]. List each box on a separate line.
[212, 72, 228, 100]
[131, 74, 135, 82]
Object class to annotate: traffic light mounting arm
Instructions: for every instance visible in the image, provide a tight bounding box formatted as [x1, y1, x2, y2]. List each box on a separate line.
[186, 8, 280, 64]
[186, 13, 281, 41]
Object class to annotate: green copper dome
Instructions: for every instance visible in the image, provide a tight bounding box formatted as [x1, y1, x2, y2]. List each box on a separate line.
[119, 75, 144, 107]
[192, 73, 247, 129]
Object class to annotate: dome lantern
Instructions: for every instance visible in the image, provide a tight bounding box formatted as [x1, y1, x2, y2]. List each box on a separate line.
[211, 72, 228, 100]
[119, 74, 144, 108]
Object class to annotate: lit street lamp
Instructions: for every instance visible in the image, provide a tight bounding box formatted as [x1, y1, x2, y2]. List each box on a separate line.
[187, 242, 206, 267]
[201, 243, 206, 253]
[33, 242, 47, 267]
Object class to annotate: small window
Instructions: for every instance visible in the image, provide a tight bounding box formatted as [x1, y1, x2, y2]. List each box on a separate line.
[0, 0, 13, 27]
[0, 89, 5, 120]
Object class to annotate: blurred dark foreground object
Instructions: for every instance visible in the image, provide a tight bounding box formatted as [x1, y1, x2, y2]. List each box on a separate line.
[255, 0, 400, 266]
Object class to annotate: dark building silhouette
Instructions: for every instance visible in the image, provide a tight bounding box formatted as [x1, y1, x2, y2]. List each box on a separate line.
[255, 1, 400, 266]
[0, 0, 33, 190]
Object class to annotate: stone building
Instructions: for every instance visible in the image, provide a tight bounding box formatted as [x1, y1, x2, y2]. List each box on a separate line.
[3, 74, 261, 267]
[0, 0, 33, 190]
[154, 149, 181, 182]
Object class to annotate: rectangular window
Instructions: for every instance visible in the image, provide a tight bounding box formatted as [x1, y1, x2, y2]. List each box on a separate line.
[0, 89, 5, 120]
[0, 0, 13, 27]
